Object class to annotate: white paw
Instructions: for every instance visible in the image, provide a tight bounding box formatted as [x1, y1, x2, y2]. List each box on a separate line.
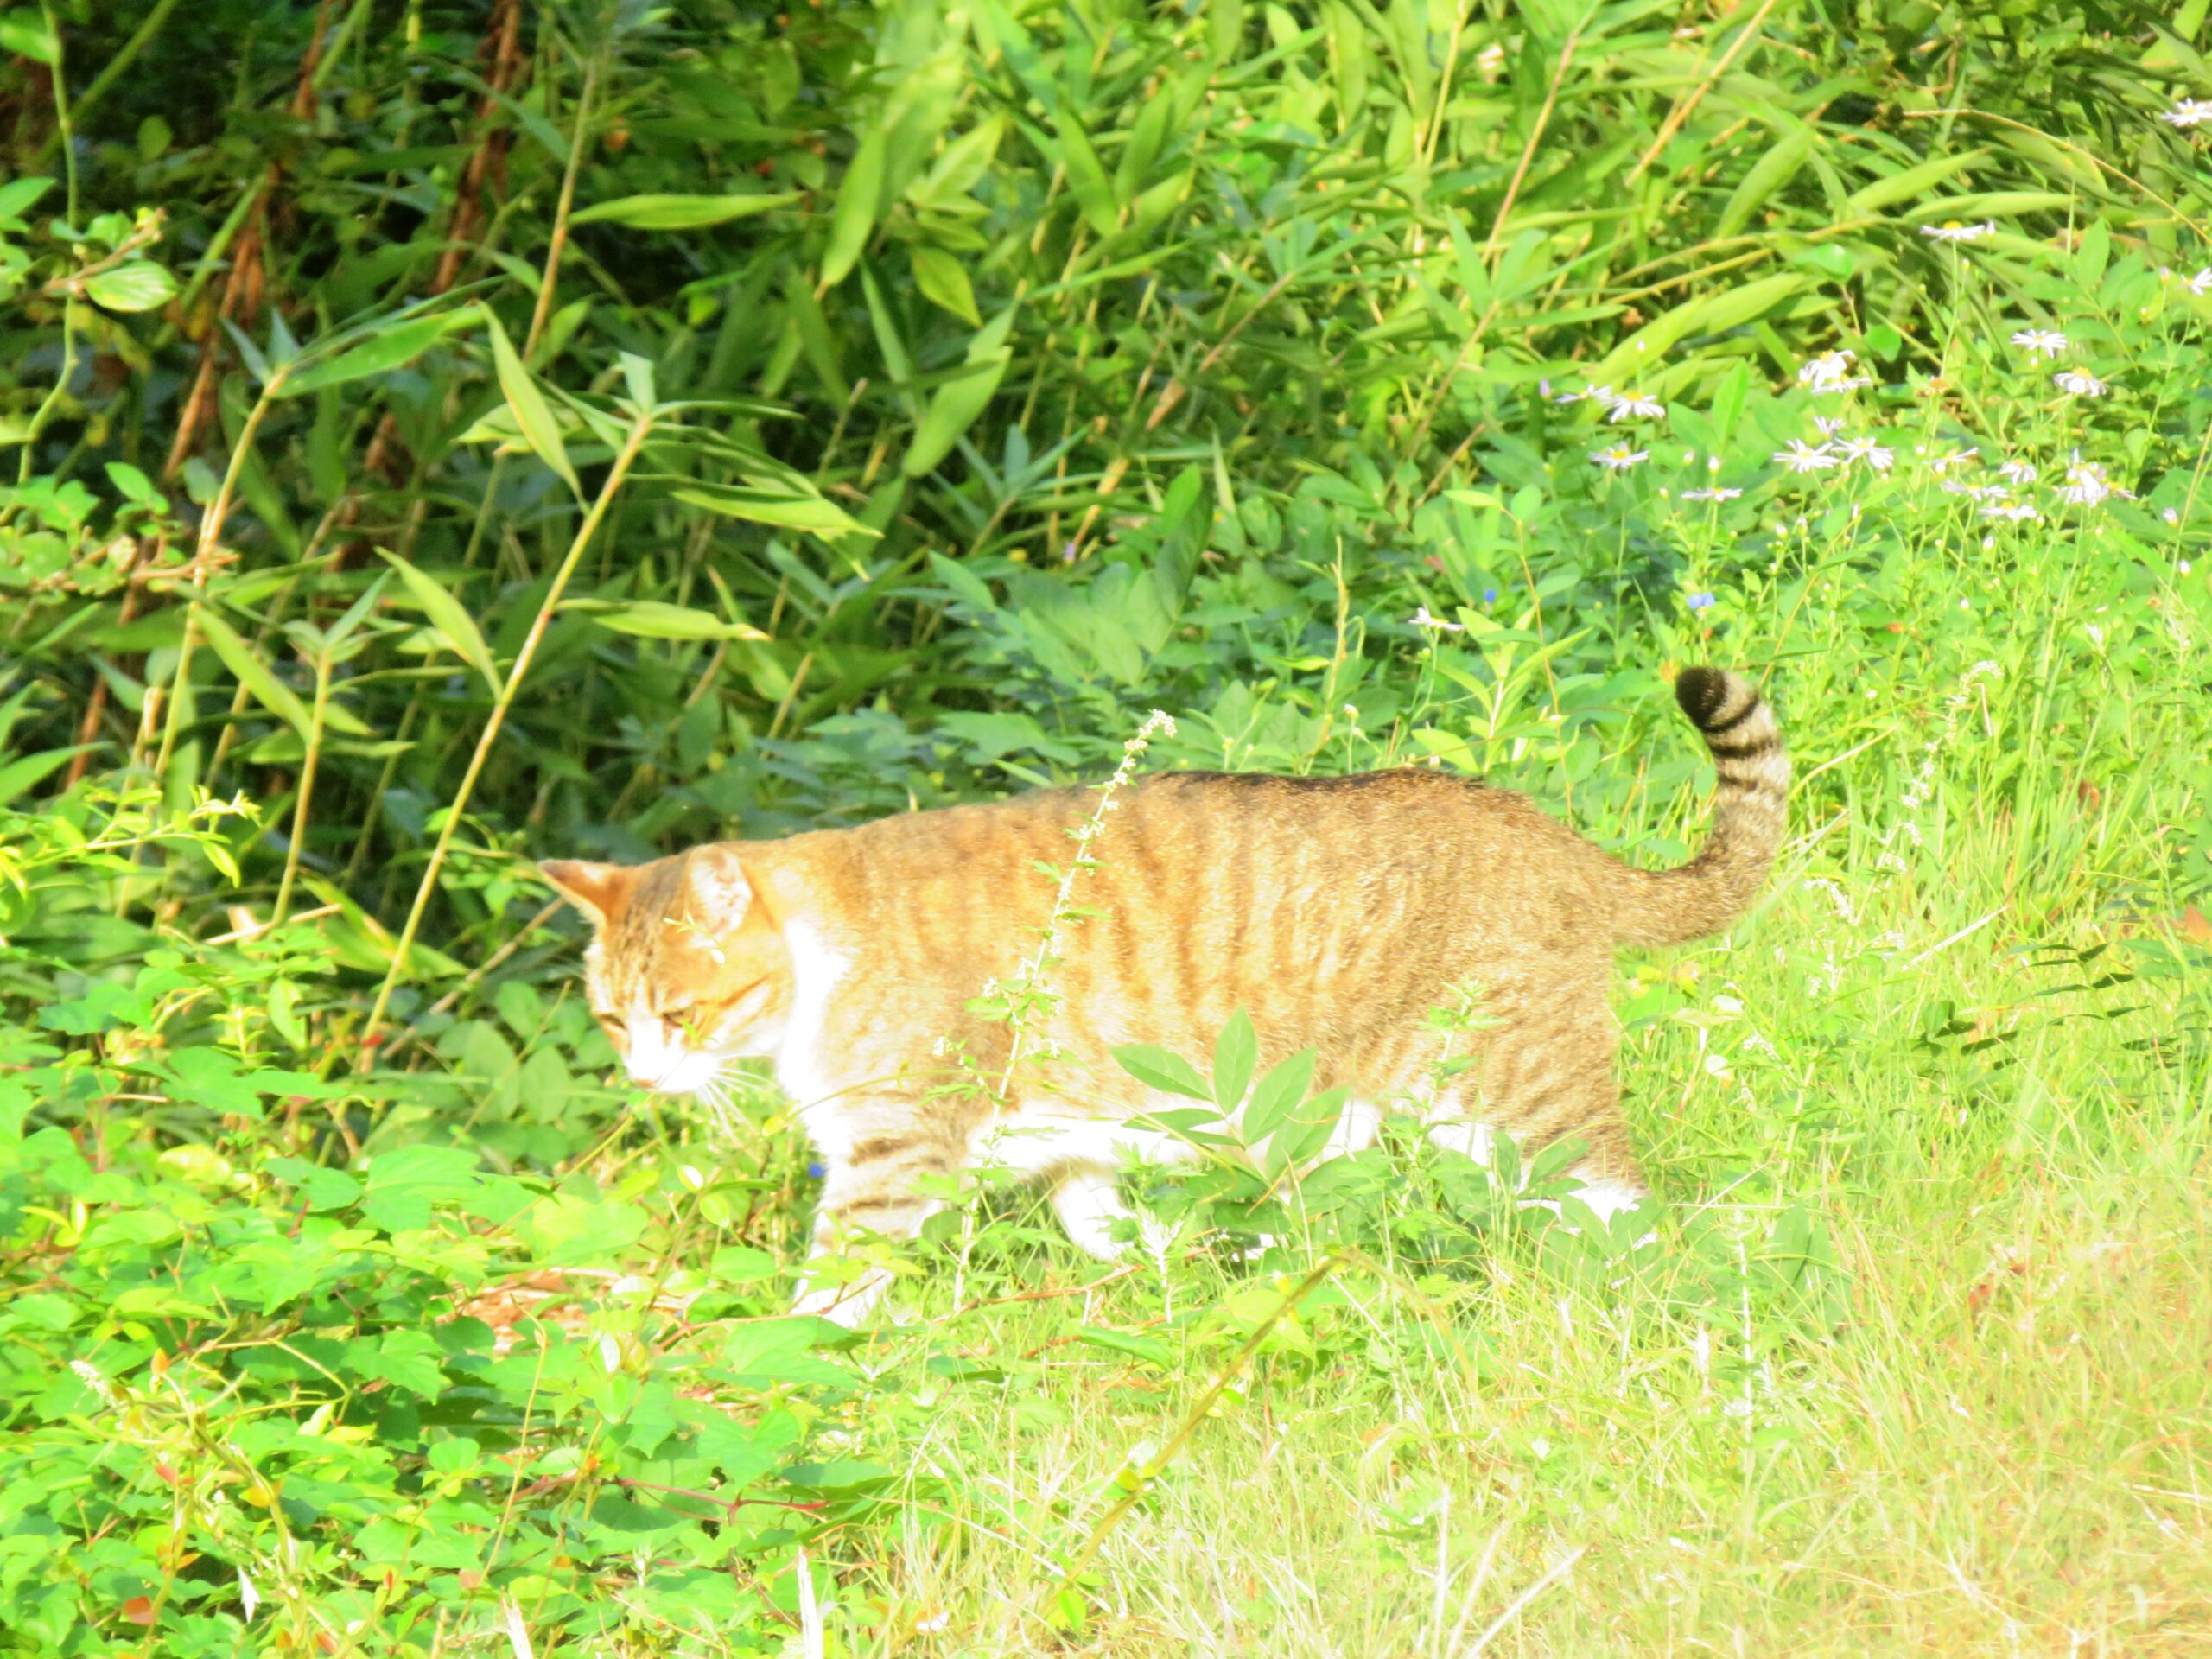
[791, 1267, 892, 1327]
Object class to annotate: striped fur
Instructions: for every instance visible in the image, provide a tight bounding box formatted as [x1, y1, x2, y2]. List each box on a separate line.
[540, 667, 1787, 1323]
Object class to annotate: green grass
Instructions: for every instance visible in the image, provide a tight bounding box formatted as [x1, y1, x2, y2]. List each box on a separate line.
[5, 1, 2212, 1654]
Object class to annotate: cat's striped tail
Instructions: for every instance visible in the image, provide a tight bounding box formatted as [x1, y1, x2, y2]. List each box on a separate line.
[1610, 668, 1789, 948]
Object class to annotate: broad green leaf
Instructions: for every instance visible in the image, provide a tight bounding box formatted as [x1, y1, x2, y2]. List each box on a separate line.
[1077, 1326, 1174, 1369]
[83, 262, 177, 314]
[909, 116, 1005, 209]
[482, 308, 582, 499]
[0, 10, 56, 63]
[0, 745, 92, 804]
[571, 191, 799, 228]
[822, 126, 887, 289]
[1112, 1043, 1212, 1101]
[571, 600, 766, 641]
[284, 311, 474, 395]
[912, 245, 981, 326]
[1212, 1009, 1258, 1111]
[380, 553, 502, 695]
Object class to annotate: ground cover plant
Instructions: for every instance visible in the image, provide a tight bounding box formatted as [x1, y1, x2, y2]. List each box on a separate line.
[2, 0, 2210, 1652]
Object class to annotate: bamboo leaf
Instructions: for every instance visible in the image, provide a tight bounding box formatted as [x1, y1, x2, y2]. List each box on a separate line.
[284, 311, 475, 396]
[194, 607, 367, 736]
[912, 245, 982, 326]
[379, 554, 502, 696]
[822, 126, 887, 288]
[903, 307, 1017, 477]
[571, 191, 799, 229]
[481, 308, 582, 500]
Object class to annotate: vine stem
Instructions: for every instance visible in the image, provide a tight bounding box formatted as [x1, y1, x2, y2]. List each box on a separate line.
[355, 404, 656, 1064]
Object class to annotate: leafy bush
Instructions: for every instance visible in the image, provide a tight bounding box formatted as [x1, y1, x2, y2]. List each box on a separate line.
[3, 0, 2210, 1652]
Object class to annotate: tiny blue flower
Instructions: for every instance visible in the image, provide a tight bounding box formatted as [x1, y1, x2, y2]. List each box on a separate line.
[806, 1161, 827, 1179]
[1483, 588, 1497, 604]
[1687, 592, 1717, 611]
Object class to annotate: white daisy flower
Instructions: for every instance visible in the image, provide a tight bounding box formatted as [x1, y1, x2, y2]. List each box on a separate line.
[1774, 439, 1837, 473]
[1410, 606, 1465, 632]
[1980, 500, 2038, 522]
[2190, 269, 2212, 296]
[2054, 369, 2109, 397]
[2163, 507, 2180, 525]
[1797, 350, 1872, 394]
[1926, 446, 1980, 475]
[2060, 452, 2132, 506]
[1592, 442, 1649, 470]
[1682, 486, 1744, 501]
[1836, 436, 1894, 472]
[1604, 390, 1666, 422]
[1557, 383, 1615, 406]
[1997, 460, 2036, 486]
[2011, 327, 2069, 358]
[1813, 415, 1847, 435]
[1921, 220, 1996, 243]
[2162, 98, 2212, 129]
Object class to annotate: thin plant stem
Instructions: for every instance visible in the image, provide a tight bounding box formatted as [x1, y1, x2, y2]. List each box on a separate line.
[149, 366, 290, 778]
[272, 650, 330, 925]
[525, 57, 598, 356]
[355, 404, 656, 1062]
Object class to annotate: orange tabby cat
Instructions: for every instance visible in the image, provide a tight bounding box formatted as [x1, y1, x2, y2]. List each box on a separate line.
[541, 667, 1787, 1323]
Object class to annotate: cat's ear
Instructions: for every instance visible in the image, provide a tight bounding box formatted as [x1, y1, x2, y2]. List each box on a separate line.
[538, 859, 630, 926]
[683, 843, 757, 928]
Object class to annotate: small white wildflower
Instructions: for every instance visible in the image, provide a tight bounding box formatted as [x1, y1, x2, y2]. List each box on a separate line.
[2162, 98, 2212, 129]
[2163, 507, 2180, 524]
[2182, 559, 2194, 574]
[1920, 219, 1996, 243]
[1774, 439, 1838, 474]
[2060, 453, 2131, 506]
[1604, 390, 1666, 421]
[1798, 349, 1873, 394]
[1926, 446, 1980, 475]
[1682, 486, 1744, 501]
[1410, 605, 1465, 632]
[1998, 460, 2036, 485]
[1980, 500, 2037, 522]
[1681, 448, 1697, 464]
[2011, 327, 2069, 358]
[598, 1333, 621, 1373]
[1813, 415, 1847, 436]
[2054, 369, 2109, 397]
[1835, 436, 1894, 472]
[1592, 442, 1649, 471]
[2190, 269, 2212, 296]
[239, 1571, 262, 1620]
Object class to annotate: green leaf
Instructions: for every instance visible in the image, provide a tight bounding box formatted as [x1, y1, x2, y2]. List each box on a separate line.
[380, 553, 502, 695]
[1076, 1326, 1174, 1369]
[1052, 112, 1120, 238]
[1715, 126, 1812, 241]
[1591, 273, 1805, 383]
[1212, 1009, 1258, 1111]
[1841, 148, 1987, 217]
[903, 307, 1016, 478]
[0, 175, 53, 220]
[1112, 1043, 1212, 1101]
[195, 607, 326, 738]
[571, 190, 799, 228]
[912, 245, 982, 326]
[83, 262, 177, 314]
[1240, 1048, 1318, 1146]
[570, 600, 767, 641]
[822, 126, 887, 289]
[673, 482, 872, 540]
[0, 745, 92, 804]
[284, 311, 474, 395]
[0, 10, 57, 64]
[481, 308, 582, 499]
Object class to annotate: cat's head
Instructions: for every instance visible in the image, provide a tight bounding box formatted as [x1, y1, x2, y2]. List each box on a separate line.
[538, 846, 791, 1096]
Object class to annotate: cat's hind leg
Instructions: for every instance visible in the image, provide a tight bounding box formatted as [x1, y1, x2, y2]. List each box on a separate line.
[1050, 1168, 1135, 1261]
[793, 1126, 962, 1325]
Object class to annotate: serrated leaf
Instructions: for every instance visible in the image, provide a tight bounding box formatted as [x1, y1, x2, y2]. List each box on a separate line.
[1112, 1043, 1212, 1101]
[380, 553, 501, 695]
[482, 308, 582, 499]
[571, 190, 798, 228]
[83, 261, 176, 314]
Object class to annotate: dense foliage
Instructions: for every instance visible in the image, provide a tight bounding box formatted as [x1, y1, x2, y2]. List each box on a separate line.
[3, 0, 2210, 1653]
